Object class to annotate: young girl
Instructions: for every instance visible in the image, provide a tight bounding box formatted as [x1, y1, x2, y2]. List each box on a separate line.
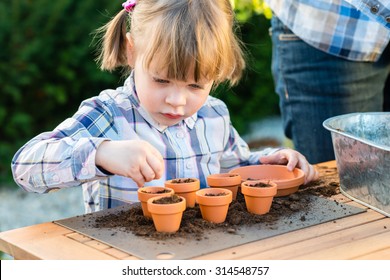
[11, 0, 318, 213]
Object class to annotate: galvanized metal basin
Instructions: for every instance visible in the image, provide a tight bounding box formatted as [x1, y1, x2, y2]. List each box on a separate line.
[323, 112, 390, 217]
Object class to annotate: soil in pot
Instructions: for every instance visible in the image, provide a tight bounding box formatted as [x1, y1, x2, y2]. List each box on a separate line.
[247, 181, 272, 188]
[147, 194, 186, 233]
[151, 194, 182, 204]
[205, 193, 228, 196]
[165, 178, 200, 208]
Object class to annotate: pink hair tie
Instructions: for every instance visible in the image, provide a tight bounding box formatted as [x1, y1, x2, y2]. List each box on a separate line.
[122, 0, 137, 12]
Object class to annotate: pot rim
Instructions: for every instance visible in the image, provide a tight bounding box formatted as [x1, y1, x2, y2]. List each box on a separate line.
[137, 186, 174, 201]
[195, 188, 233, 206]
[229, 165, 304, 188]
[147, 195, 186, 214]
[206, 173, 242, 187]
[164, 178, 200, 193]
[241, 180, 277, 197]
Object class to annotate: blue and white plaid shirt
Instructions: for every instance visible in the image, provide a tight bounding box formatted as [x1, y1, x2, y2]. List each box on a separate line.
[266, 0, 390, 61]
[12, 73, 278, 213]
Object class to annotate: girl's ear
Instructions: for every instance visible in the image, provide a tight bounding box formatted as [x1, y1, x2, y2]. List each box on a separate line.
[125, 32, 135, 67]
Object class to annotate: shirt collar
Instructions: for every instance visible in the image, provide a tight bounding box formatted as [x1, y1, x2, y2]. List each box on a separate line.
[124, 72, 197, 132]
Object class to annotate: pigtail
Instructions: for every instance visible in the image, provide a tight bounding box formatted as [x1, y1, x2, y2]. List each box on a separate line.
[95, 9, 129, 71]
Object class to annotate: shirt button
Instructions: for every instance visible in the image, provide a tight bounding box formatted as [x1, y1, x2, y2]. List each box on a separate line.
[187, 118, 194, 127]
[370, 5, 379, 14]
[186, 162, 193, 169]
[176, 131, 184, 138]
[81, 168, 88, 175]
[52, 175, 59, 182]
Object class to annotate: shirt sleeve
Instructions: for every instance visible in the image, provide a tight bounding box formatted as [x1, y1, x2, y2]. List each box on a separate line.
[11, 96, 117, 193]
[346, 0, 390, 28]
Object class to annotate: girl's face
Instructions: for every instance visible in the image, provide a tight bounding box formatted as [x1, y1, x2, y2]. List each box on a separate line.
[133, 56, 214, 127]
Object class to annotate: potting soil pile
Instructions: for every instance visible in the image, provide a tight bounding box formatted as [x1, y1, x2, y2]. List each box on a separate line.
[54, 165, 365, 259]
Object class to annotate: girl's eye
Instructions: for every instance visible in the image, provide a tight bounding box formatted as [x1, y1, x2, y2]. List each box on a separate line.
[189, 84, 203, 90]
[153, 78, 169, 84]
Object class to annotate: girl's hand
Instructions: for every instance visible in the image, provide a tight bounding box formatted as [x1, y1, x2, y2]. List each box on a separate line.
[259, 148, 319, 184]
[95, 140, 164, 187]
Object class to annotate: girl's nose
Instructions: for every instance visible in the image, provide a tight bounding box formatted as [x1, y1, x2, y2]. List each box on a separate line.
[165, 89, 187, 107]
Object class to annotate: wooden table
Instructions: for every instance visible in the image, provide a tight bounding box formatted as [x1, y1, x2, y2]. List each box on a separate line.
[1, 161, 389, 260]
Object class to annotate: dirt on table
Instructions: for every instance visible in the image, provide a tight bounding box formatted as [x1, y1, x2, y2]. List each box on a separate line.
[94, 165, 340, 240]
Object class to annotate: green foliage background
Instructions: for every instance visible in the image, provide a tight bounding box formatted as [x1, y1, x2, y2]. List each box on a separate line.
[0, 0, 278, 186]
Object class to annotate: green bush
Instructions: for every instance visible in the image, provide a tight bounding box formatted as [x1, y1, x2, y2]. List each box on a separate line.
[0, 0, 277, 186]
[0, 0, 121, 185]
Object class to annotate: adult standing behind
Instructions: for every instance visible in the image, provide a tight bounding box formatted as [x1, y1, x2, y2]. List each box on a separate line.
[265, 0, 390, 163]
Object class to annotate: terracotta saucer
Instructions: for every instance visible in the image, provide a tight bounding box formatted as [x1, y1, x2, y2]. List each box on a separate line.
[229, 165, 305, 197]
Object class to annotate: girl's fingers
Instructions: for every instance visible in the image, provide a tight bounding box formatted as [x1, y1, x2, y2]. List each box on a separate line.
[147, 149, 164, 179]
[139, 160, 158, 182]
[310, 167, 320, 182]
[260, 153, 287, 165]
[286, 156, 299, 171]
[302, 165, 319, 184]
[130, 170, 146, 187]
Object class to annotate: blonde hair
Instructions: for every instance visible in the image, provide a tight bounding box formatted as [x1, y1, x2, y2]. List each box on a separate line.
[95, 0, 245, 86]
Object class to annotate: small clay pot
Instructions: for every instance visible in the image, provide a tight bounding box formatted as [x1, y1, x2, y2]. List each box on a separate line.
[195, 188, 232, 223]
[241, 180, 277, 215]
[206, 173, 242, 200]
[137, 186, 174, 218]
[164, 178, 200, 208]
[147, 195, 186, 233]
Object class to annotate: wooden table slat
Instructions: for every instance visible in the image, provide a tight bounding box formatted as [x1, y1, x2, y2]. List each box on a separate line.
[241, 216, 390, 260]
[194, 210, 385, 260]
[296, 229, 390, 260]
[66, 232, 93, 243]
[0, 222, 72, 258]
[353, 247, 390, 260]
[83, 240, 111, 251]
[0, 222, 117, 260]
[103, 247, 133, 259]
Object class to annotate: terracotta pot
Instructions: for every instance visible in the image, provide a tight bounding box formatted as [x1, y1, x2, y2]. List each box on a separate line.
[241, 180, 277, 215]
[195, 188, 232, 223]
[164, 178, 200, 208]
[206, 173, 241, 200]
[147, 195, 186, 233]
[137, 186, 174, 218]
[229, 165, 305, 197]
